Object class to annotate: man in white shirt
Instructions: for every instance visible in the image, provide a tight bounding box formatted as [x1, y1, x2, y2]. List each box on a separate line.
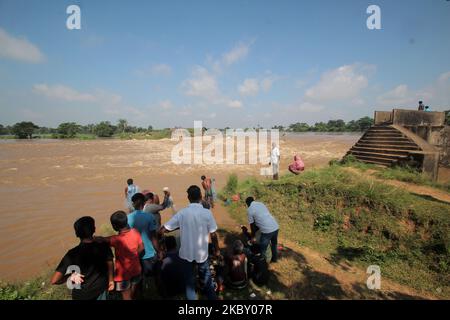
[270, 142, 280, 180]
[159, 185, 219, 300]
[245, 197, 279, 263]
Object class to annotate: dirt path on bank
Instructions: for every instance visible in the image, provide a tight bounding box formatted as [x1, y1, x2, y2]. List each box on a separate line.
[343, 167, 450, 204]
[383, 180, 450, 204]
[212, 202, 438, 300]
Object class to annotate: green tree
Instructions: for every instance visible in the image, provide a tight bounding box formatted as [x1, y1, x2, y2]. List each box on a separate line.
[11, 122, 38, 139]
[94, 121, 115, 137]
[117, 119, 128, 133]
[272, 125, 285, 131]
[356, 116, 374, 131]
[289, 122, 310, 132]
[147, 125, 153, 132]
[327, 119, 346, 132]
[37, 127, 52, 135]
[57, 122, 80, 138]
[312, 122, 327, 132]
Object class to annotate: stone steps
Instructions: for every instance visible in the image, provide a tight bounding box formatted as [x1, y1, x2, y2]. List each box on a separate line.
[346, 124, 422, 166]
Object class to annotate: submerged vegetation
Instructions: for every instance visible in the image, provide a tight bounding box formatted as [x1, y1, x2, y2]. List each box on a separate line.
[223, 164, 450, 298]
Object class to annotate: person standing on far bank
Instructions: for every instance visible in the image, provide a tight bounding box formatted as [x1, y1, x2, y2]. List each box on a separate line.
[270, 142, 280, 180]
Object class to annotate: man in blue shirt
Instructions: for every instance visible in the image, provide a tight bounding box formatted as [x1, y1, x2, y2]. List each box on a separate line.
[128, 193, 161, 277]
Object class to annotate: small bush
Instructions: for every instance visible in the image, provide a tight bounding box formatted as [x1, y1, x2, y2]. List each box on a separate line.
[223, 174, 238, 196]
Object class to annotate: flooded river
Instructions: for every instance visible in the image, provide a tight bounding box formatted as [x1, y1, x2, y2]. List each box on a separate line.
[0, 133, 359, 281]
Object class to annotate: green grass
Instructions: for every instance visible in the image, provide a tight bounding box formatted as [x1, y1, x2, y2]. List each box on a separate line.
[0, 271, 70, 300]
[223, 165, 450, 298]
[335, 154, 380, 172]
[0, 135, 15, 140]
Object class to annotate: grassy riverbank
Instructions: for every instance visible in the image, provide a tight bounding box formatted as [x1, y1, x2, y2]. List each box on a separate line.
[222, 164, 450, 298]
[2, 163, 449, 300]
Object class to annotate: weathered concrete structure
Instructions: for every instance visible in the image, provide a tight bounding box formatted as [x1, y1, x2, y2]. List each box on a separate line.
[347, 109, 448, 180]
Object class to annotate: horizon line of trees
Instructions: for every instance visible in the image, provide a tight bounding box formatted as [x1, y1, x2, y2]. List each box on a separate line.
[1, 117, 376, 139]
[273, 116, 374, 133]
[0, 119, 156, 139]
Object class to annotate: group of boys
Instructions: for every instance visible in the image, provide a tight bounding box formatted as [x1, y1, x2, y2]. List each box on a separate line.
[51, 178, 279, 300]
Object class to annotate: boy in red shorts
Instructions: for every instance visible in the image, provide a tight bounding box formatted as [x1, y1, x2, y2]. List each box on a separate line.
[95, 211, 144, 300]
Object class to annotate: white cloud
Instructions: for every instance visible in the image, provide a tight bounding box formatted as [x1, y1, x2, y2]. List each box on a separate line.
[238, 78, 259, 96]
[158, 100, 173, 110]
[222, 42, 251, 66]
[377, 84, 413, 107]
[208, 40, 254, 73]
[177, 107, 192, 116]
[227, 100, 243, 108]
[261, 76, 275, 92]
[376, 71, 450, 109]
[238, 73, 278, 96]
[181, 40, 254, 109]
[182, 66, 243, 108]
[151, 63, 172, 76]
[297, 102, 325, 113]
[438, 71, 450, 82]
[31, 83, 149, 119]
[305, 64, 371, 102]
[33, 84, 97, 102]
[0, 28, 45, 63]
[182, 66, 220, 99]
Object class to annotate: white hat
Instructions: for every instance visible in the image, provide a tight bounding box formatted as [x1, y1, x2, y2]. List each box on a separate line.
[163, 187, 169, 192]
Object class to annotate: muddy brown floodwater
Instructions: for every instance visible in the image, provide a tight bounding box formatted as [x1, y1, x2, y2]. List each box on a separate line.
[0, 133, 360, 281]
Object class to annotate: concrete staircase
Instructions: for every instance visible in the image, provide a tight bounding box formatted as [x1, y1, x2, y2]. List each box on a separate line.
[346, 125, 421, 166]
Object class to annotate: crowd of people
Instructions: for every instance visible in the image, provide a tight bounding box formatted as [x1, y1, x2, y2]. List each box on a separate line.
[51, 176, 279, 300]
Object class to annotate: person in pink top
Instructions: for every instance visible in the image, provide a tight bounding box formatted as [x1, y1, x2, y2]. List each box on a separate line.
[288, 155, 305, 175]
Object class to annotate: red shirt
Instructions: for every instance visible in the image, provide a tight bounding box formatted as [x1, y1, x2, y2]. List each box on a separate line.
[109, 229, 143, 281]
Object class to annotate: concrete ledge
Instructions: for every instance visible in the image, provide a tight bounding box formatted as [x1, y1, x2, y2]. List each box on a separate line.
[391, 124, 440, 180]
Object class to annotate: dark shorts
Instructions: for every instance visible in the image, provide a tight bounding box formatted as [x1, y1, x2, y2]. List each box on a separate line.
[141, 257, 158, 277]
[115, 275, 142, 292]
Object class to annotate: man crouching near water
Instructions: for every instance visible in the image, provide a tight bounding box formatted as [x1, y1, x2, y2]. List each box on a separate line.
[51, 217, 114, 300]
[159, 185, 220, 300]
[245, 197, 279, 263]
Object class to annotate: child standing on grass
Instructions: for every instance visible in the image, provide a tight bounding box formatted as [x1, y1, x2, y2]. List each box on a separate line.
[95, 211, 144, 300]
[51, 216, 114, 300]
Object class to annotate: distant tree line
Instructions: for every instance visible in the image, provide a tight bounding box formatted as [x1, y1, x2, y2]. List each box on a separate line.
[273, 117, 374, 132]
[0, 116, 375, 139]
[0, 119, 155, 139]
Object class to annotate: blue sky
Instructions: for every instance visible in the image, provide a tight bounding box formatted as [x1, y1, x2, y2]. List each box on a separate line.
[0, 0, 449, 128]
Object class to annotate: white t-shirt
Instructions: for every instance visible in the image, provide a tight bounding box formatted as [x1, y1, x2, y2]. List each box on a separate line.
[164, 203, 217, 263]
[247, 201, 279, 234]
[271, 147, 280, 164]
